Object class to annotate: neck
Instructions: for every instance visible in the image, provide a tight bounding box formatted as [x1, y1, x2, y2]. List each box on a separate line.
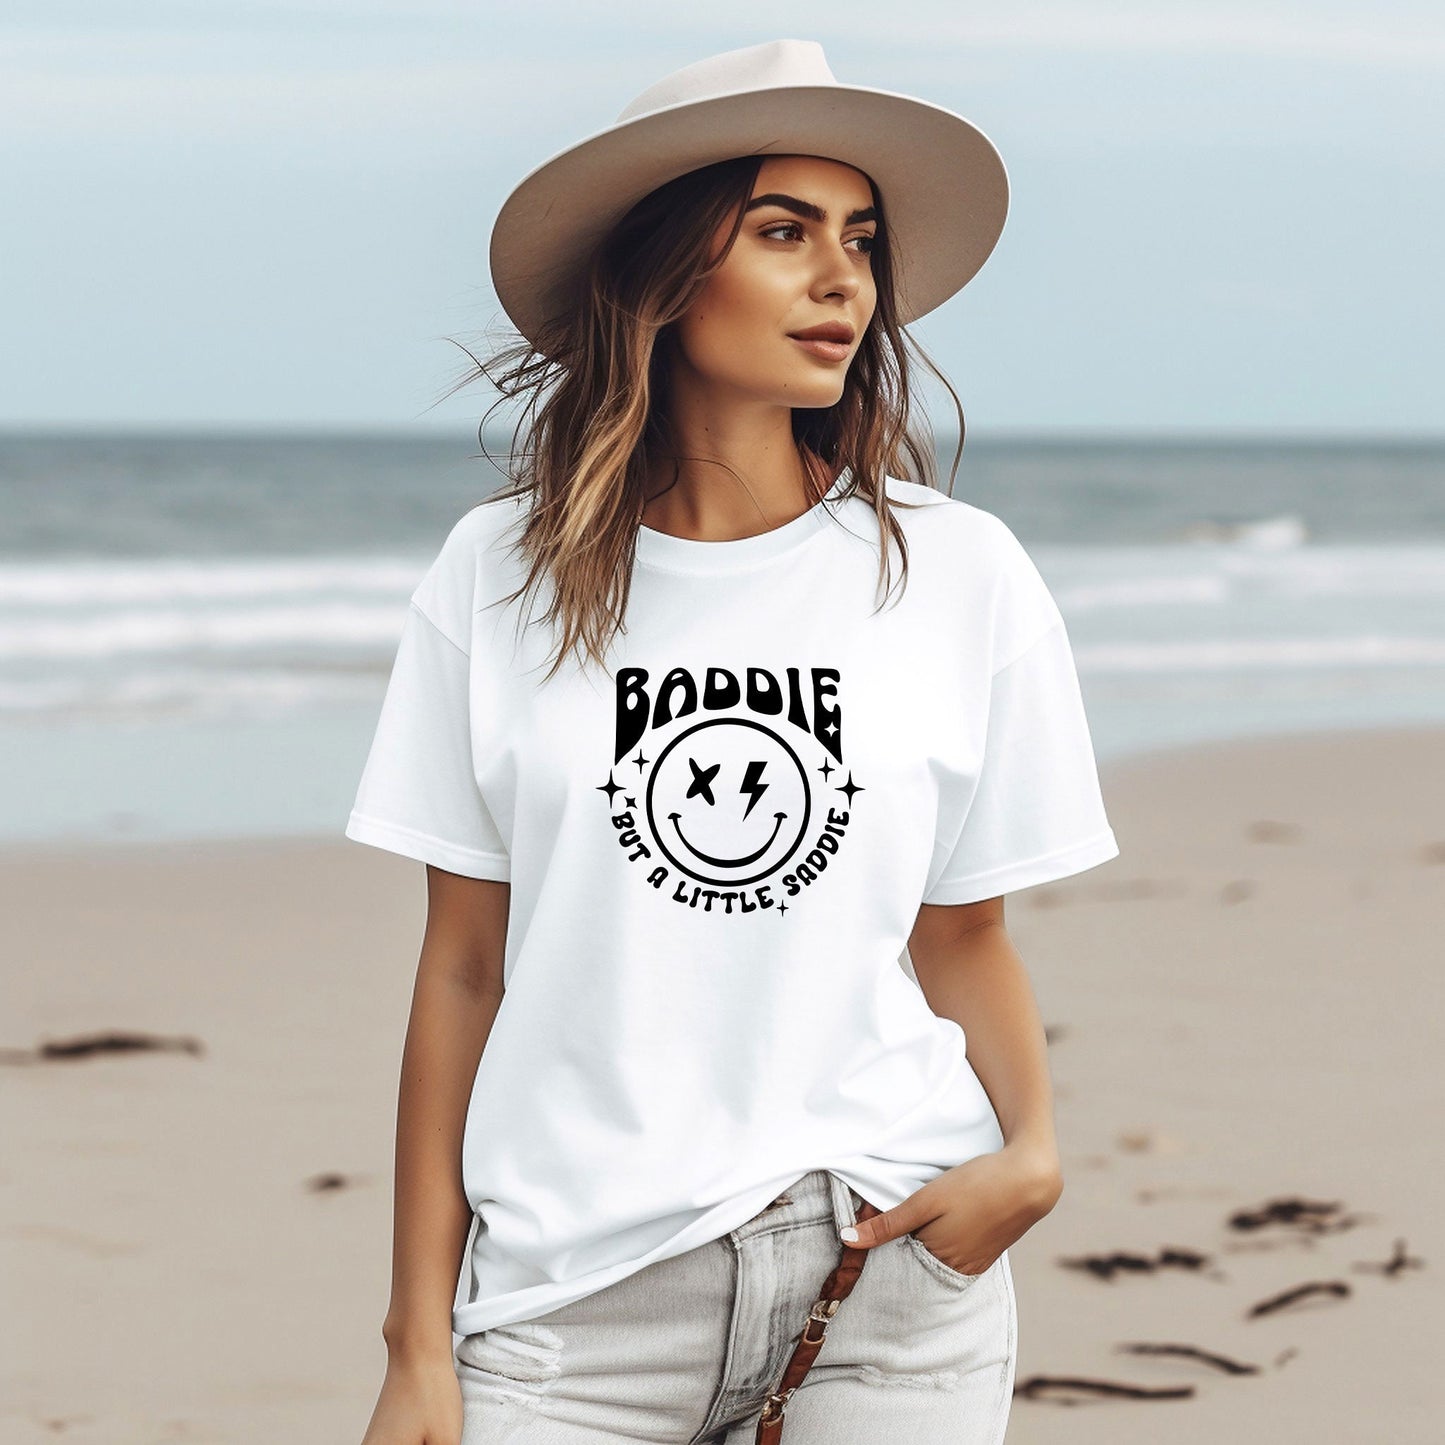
[641, 372, 828, 543]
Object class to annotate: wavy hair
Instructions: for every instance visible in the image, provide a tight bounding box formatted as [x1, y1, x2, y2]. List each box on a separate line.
[436, 154, 965, 683]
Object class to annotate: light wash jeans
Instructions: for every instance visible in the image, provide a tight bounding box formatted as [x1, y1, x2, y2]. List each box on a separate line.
[455, 1167, 1017, 1443]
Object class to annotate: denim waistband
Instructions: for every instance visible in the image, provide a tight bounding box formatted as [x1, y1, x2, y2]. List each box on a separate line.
[729, 1168, 862, 1244]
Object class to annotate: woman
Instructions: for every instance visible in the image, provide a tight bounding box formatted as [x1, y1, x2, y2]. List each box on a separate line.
[347, 39, 1119, 1445]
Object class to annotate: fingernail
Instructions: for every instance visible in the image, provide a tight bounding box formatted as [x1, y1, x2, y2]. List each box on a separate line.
[840, 1226, 859, 1243]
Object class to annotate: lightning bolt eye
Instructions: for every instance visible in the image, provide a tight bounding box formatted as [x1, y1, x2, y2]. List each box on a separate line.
[739, 759, 768, 821]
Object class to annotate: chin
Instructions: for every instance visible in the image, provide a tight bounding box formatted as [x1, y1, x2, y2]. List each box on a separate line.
[776, 375, 847, 410]
[794, 387, 847, 410]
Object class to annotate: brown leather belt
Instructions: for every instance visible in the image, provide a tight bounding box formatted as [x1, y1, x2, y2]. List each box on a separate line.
[754, 1198, 882, 1443]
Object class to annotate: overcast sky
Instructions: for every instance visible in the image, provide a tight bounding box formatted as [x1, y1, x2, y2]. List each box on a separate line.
[2, 1, 1442, 435]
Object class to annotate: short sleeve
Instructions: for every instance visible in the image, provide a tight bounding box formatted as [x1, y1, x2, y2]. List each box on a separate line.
[344, 600, 511, 881]
[923, 619, 1119, 905]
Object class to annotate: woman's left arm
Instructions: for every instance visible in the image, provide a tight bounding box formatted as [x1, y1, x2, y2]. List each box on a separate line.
[837, 896, 1065, 1270]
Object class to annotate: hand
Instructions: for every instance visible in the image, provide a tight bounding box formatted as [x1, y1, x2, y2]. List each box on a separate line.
[359, 1348, 463, 1445]
[839, 1144, 1063, 1276]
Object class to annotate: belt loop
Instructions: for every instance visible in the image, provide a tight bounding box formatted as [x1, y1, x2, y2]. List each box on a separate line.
[826, 1171, 859, 1236]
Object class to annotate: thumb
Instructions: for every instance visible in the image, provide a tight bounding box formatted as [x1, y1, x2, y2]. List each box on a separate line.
[839, 1200, 909, 1249]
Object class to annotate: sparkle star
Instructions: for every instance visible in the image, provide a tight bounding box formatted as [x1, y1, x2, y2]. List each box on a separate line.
[597, 774, 624, 805]
[837, 772, 865, 805]
[818, 758, 835, 780]
[632, 749, 649, 772]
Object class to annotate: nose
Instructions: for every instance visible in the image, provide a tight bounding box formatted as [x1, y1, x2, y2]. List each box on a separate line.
[810, 234, 863, 304]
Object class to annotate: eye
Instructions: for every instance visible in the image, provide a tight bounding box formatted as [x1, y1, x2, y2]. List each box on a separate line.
[760, 221, 876, 257]
[760, 221, 805, 242]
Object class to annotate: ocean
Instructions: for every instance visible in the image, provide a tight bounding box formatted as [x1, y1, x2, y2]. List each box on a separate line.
[3, 429, 1442, 847]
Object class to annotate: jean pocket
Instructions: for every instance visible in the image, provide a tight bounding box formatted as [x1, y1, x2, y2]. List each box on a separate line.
[903, 1232, 988, 1290]
[455, 1321, 563, 1392]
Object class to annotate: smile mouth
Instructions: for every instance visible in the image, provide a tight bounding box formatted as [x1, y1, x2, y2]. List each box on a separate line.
[669, 810, 787, 867]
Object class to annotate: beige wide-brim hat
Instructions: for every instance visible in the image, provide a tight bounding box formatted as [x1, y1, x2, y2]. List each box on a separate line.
[489, 38, 1009, 350]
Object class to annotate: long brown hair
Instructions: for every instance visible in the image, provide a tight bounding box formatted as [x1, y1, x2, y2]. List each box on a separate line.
[436, 154, 966, 684]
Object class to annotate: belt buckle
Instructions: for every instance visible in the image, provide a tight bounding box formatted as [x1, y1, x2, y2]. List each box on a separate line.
[759, 1385, 795, 1423]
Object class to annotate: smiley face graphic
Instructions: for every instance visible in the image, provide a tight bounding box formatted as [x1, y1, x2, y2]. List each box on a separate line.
[645, 718, 811, 887]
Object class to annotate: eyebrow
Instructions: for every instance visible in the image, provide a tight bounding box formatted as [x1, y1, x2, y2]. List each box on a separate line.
[744, 192, 878, 226]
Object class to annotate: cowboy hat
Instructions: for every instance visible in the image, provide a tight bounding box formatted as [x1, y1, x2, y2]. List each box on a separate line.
[489, 38, 1009, 349]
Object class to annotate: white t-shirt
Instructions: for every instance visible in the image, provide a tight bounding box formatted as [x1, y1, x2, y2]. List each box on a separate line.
[345, 470, 1119, 1336]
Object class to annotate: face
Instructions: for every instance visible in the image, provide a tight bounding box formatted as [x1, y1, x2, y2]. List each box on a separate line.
[670, 154, 879, 410]
[647, 718, 811, 886]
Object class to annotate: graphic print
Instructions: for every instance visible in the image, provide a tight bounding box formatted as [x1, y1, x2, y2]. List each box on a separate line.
[596, 665, 864, 915]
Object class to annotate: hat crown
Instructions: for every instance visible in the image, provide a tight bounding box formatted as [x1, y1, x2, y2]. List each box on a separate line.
[615, 39, 837, 124]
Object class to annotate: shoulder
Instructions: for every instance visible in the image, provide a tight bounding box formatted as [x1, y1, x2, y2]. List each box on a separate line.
[425, 487, 529, 576]
[880, 475, 1035, 571]
[883, 475, 1007, 538]
[410, 488, 529, 648]
[879, 476, 1064, 669]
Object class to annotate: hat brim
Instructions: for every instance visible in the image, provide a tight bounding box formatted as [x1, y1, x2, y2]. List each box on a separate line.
[489, 82, 1009, 348]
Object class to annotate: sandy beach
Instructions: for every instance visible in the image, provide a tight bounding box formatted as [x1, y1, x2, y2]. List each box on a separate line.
[4, 724, 1442, 1443]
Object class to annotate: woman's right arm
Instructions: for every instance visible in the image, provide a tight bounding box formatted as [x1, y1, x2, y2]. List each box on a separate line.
[361, 866, 511, 1445]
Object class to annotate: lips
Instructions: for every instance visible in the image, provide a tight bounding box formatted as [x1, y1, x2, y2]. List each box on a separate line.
[788, 322, 855, 344]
